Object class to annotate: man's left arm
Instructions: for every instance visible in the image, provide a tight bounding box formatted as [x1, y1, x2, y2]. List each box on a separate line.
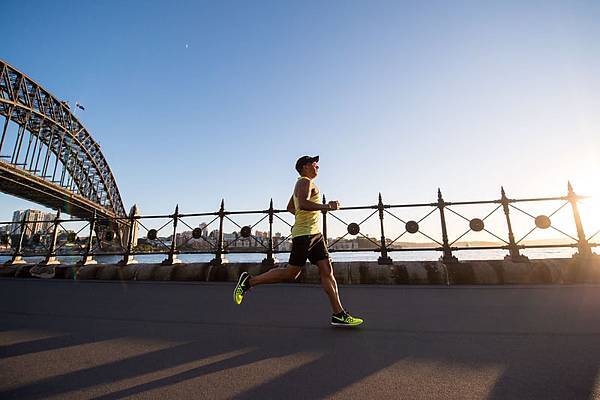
[287, 195, 295, 215]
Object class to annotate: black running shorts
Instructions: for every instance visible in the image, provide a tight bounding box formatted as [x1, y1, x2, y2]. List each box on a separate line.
[288, 233, 329, 266]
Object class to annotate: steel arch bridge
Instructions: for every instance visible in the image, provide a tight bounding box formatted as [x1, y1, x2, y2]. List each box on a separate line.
[0, 60, 126, 221]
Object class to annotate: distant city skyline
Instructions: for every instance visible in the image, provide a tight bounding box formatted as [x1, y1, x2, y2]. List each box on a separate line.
[1, 1, 599, 242]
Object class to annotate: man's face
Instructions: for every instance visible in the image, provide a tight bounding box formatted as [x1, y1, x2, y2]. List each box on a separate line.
[302, 161, 319, 178]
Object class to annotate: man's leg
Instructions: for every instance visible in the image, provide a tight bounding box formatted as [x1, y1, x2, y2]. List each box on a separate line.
[249, 265, 302, 287]
[316, 258, 344, 314]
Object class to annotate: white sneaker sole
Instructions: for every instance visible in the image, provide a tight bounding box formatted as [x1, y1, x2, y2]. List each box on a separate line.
[331, 322, 363, 327]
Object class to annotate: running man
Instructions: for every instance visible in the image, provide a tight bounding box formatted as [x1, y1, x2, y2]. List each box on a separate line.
[233, 155, 364, 327]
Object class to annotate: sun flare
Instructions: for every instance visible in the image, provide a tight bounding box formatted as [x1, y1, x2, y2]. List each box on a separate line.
[570, 177, 600, 240]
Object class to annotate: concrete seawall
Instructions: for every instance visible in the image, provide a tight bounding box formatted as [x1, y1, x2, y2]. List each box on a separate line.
[2, 257, 600, 284]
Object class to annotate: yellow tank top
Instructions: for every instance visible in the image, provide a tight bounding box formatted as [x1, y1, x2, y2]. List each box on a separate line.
[291, 177, 321, 238]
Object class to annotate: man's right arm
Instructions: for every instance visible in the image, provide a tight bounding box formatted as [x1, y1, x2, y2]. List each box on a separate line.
[295, 179, 336, 211]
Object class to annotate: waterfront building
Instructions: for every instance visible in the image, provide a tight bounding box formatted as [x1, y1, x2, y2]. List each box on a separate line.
[11, 209, 55, 239]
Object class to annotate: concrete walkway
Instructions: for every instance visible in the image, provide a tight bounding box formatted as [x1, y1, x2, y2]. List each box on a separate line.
[1, 279, 599, 399]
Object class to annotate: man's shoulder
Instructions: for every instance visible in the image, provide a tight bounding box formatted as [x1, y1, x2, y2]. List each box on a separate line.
[295, 177, 312, 186]
[293, 177, 311, 195]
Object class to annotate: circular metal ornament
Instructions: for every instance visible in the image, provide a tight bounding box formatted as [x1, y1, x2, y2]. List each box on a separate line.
[67, 232, 77, 242]
[347, 223, 360, 236]
[147, 229, 158, 240]
[240, 226, 252, 238]
[406, 220, 419, 234]
[535, 215, 551, 229]
[104, 231, 114, 242]
[32, 233, 41, 244]
[192, 228, 203, 239]
[469, 218, 485, 232]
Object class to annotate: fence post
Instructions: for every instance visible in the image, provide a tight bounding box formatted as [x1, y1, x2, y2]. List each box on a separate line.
[163, 205, 182, 265]
[118, 209, 137, 265]
[210, 199, 227, 266]
[501, 187, 528, 262]
[78, 211, 97, 265]
[40, 210, 61, 265]
[262, 199, 276, 266]
[6, 217, 27, 265]
[567, 181, 593, 258]
[438, 189, 458, 263]
[377, 193, 393, 265]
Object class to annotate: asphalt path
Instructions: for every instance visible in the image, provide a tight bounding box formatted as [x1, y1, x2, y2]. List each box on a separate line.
[1, 278, 599, 399]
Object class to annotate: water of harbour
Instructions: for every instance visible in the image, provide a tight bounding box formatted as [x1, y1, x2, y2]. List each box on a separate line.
[0, 247, 581, 265]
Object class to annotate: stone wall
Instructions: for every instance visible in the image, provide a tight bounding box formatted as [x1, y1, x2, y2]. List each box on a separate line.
[2, 257, 600, 284]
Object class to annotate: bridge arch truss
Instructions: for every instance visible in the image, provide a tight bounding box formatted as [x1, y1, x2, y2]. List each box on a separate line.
[0, 60, 126, 219]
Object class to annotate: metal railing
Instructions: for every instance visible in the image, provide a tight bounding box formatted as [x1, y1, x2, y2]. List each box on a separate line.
[1, 182, 598, 266]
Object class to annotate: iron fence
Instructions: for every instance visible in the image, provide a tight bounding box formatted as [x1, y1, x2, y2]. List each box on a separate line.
[1, 182, 598, 266]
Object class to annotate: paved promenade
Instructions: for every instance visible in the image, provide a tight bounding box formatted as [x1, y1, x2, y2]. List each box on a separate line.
[1, 278, 599, 399]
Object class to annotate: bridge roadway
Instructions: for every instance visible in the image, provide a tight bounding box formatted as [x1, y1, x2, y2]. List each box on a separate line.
[0, 279, 599, 399]
[0, 160, 120, 220]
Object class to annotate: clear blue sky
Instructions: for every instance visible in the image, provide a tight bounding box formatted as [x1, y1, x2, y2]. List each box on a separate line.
[1, 1, 599, 239]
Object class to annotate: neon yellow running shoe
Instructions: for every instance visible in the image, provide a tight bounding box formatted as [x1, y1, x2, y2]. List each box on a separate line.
[233, 272, 250, 305]
[331, 310, 364, 327]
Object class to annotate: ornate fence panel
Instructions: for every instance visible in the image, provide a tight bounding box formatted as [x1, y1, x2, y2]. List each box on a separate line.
[1, 183, 598, 266]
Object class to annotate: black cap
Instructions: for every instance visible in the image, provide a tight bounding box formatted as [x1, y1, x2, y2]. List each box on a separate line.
[295, 155, 319, 173]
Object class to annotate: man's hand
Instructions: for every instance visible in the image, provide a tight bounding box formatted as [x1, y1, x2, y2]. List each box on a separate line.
[327, 200, 340, 211]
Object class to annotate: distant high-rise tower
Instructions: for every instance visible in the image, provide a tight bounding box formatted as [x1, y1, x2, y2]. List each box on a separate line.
[11, 209, 55, 239]
[199, 222, 209, 238]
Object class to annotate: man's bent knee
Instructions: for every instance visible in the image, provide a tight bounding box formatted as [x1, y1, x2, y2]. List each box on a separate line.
[316, 258, 333, 276]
